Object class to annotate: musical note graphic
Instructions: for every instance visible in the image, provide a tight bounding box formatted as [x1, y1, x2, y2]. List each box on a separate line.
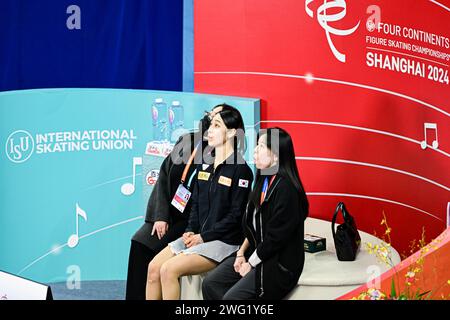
[121, 157, 143, 195]
[67, 203, 88, 248]
[420, 123, 439, 150]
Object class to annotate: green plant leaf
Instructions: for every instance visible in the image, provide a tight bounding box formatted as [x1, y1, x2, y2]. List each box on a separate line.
[417, 291, 431, 298]
[390, 278, 397, 298]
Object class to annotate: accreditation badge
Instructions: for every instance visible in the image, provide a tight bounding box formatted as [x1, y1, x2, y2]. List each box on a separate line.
[171, 184, 192, 213]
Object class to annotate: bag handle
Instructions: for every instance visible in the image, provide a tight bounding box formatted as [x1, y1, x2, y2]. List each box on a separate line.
[332, 202, 348, 239]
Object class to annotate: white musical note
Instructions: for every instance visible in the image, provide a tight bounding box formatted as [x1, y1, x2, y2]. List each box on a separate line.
[121, 157, 143, 195]
[67, 203, 88, 248]
[420, 123, 439, 150]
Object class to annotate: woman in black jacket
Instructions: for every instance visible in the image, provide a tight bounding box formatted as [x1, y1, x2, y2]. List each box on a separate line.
[202, 127, 309, 300]
[145, 104, 253, 300]
[125, 107, 220, 300]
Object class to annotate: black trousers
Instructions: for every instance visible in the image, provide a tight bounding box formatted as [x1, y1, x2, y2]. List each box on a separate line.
[125, 240, 156, 300]
[202, 256, 256, 300]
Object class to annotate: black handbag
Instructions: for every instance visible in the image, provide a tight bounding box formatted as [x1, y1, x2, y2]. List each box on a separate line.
[331, 202, 361, 261]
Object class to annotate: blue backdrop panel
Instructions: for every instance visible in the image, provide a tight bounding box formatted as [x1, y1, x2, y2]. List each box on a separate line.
[0, 0, 183, 92]
[0, 88, 260, 283]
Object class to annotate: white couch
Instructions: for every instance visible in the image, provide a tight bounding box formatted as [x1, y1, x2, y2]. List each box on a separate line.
[180, 217, 401, 300]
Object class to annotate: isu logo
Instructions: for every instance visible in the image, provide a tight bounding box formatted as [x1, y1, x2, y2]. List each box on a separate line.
[5, 130, 35, 163]
[305, 0, 360, 63]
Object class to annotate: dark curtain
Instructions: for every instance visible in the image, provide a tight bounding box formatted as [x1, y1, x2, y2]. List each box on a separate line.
[0, 0, 183, 91]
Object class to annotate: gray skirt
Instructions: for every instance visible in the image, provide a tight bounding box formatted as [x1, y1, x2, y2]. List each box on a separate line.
[168, 237, 239, 263]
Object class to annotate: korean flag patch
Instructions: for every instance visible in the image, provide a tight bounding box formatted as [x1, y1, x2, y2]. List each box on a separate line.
[238, 179, 249, 188]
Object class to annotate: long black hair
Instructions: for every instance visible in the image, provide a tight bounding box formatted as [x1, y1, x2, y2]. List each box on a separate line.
[213, 103, 246, 156]
[250, 127, 309, 218]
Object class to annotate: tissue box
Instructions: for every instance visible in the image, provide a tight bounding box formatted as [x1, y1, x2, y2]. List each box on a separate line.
[304, 234, 326, 253]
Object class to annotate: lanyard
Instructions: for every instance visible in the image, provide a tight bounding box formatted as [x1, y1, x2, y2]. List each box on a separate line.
[260, 175, 276, 205]
[180, 142, 201, 184]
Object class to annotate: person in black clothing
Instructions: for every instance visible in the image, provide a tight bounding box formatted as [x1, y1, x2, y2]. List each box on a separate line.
[202, 127, 309, 300]
[146, 104, 253, 300]
[125, 107, 221, 300]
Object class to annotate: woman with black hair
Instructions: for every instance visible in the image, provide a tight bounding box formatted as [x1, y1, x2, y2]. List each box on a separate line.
[146, 104, 253, 300]
[125, 106, 222, 300]
[202, 127, 309, 300]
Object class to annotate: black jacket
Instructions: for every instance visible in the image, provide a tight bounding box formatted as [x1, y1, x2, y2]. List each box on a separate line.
[185, 152, 253, 245]
[243, 175, 307, 299]
[132, 135, 203, 251]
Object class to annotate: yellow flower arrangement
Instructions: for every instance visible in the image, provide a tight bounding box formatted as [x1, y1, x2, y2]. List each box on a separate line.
[353, 212, 450, 300]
